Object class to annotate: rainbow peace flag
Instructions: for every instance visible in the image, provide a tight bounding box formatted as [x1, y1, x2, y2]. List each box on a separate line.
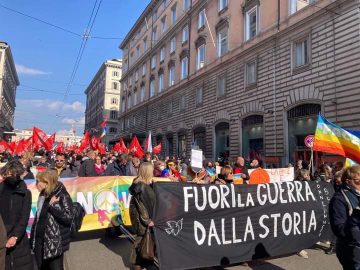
[345, 158, 358, 167]
[314, 114, 360, 164]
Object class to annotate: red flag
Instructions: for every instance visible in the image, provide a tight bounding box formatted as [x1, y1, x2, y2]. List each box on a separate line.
[97, 143, 106, 154]
[0, 140, 8, 153]
[23, 137, 33, 151]
[56, 141, 65, 154]
[44, 133, 55, 151]
[33, 127, 49, 151]
[8, 141, 16, 155]
[153, 143, 162, 155]
[90, 136, 100, 150]
[129, 136, 144, 158]
[14, 140, 25, 156]
[100, 118, 108, 128]
[113, 138, 128, 154]
[79, 131, 90, 152]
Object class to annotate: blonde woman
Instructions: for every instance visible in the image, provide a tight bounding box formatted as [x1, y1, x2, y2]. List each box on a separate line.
[129, 162, 156, 270]
[30, 170, 73, 270]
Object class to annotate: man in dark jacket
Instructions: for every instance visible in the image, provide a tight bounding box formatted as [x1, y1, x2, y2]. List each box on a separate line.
[49, 154, 76, 178]
[0, 211, 6, 270]
[105, 154, 127, 176]
[233, 156, 250, 181]
[78, 150, 97, 177]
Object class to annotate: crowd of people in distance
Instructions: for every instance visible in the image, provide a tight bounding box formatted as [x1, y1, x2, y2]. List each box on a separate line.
[0, 148, 360, 270]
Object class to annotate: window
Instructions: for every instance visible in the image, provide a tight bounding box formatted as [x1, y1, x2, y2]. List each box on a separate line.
[182, 24, 189, 43]
[113, 71, 119, 77]
[121, 98, 126, 112]
[181, 57, 188, 79]
[219, 0, 228, 11]
[150, 79, 156, 97]
[217, 27, 228, 57]
[135, 70, 139, 81]
[163, 0, 167, 9]
[170, 37, 176, 53]
[161, 16, 167, 34]
[142, 63, 146, 76]
[245, 6, 258, 41]
[168, 100, 173, 115]
[159, 73, 164, 92]
[196, 87, 203, 106]
[217, 75, 226, 97]
[133, 116, 136, 126]
[140, 85, 145, 101]
[111, 98, 118, 104]
[143, 37, 148, 51]
[127, 93, 132, 109]
[171, 5, 177, 24]
[136, 46, 140, 59]
[152, 28, 157, 44]
[160, 46, 165, 62]
[153, 8, 158, 21]
[127, 118, 130, 128]
[133, 90, 138, 106]
[183, 0, 191, 11]
[110, 110, 117, 119]
[129, 75, 133, 86]
[290, 0, 315, 15]
[151, 55, 156, 69]
[169, 65, 175, 86]
[109, 127, 117, 133]
[198, 9, 206, 29]
[197, 44, 205, 70]
[246, 61, 257, 86]
[294, 38, 310, 68]
[179, 95, 186, 111]
[112, 82, 118, 90]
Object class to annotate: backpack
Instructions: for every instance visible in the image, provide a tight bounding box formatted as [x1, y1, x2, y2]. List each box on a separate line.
[70, 202, 85, 236]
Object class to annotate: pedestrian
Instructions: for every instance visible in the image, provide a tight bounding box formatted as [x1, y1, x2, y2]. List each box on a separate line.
[30, 170, 73, 270]
[329, 165, 360, 269]
[129, 162, 156, 270]
[126, 156, 141, 176]
[49, 154, 76, 178]
[0, 211, 6, 270]
[153, 160, 165, 177]
[295, 169, 311, 181]
[215, 165, 234, 184]
[233, 156, 250, 181]
[161, 160, 181, 181]
[105, 154, 128, 176]
[0, 160, 33, 270]
[78, 150, 97, 177]
[94, 155, 105, 176]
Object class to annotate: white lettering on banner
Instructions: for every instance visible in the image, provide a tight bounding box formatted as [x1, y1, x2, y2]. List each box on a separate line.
[122, 192, 132, 208]
[193, 211, 318, 246]
[77, 192, 94, 214]
[184, 182, 317, 212]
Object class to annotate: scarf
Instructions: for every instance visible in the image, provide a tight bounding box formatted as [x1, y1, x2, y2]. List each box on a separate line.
[342, 184, 360, 214]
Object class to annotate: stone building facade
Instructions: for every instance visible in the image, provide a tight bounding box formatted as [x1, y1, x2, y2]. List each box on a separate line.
[118, 0, 360, 166]
[0, 41, 19, 140]
[85, 59, 122, 145]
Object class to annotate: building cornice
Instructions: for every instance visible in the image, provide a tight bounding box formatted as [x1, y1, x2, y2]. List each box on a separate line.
[0, 42, 20, 86]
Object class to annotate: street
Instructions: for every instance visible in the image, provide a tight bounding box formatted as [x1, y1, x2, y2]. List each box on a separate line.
[67, 229, 342, 270]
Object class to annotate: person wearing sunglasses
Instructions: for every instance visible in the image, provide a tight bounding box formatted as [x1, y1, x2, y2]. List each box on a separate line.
[161, 160, 181, 182]
[329, 165, 360, 269]
[49, 154, 76, 178]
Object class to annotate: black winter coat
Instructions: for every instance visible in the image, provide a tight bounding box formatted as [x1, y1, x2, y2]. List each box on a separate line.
[329, 189, 360, 269]
[129, 182, 155, 236]
[30, 182, 73, 268]
[0, 178, 33, 270]
[78, 159, 97, 177]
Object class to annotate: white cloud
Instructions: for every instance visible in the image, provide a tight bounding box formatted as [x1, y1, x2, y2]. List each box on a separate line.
[17, 99, 85, 113]
[61, 116, 85, 125]
[15, 64, 51, 75]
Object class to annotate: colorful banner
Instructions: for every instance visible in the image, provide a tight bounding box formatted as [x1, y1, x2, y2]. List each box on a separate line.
[314, 114, 360, 164]
[153, 181, 334, 270]
[26, 176, 172, 233]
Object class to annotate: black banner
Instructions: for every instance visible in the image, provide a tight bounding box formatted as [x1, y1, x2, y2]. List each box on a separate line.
[153, 181, 334, 270]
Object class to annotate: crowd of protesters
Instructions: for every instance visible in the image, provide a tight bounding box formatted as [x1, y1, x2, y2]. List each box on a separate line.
[0, 147, 359, 270]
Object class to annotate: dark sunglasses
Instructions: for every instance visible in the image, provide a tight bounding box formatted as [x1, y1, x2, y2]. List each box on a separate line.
[55, 160, 65, 163]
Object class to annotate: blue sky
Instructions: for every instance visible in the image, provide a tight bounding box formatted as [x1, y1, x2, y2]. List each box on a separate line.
[0, 0, 149, 136]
